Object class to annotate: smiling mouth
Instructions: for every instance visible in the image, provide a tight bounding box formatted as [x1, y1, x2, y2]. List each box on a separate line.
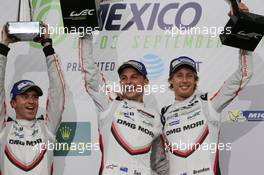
[25, 107, 35, 112]
[179, 85, 190, 90]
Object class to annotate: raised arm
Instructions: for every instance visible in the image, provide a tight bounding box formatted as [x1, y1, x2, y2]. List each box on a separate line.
[0, 44, 8, 130]
[41, 25, 66, 134]
[209, 3, 253, 113]
[44, 45, 65, 134]
[0, 26, 16, 130]
[209, 50, 253, 113]
[79, 35, 111, 112]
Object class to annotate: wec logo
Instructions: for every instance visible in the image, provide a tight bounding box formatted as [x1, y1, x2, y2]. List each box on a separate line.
[70, 9, 95, 17]
[237, 31, 262, 39]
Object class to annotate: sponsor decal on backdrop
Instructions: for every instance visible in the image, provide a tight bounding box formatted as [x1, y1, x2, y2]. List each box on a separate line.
[54, 122, 99, 156]
[66, 61, 116, 72]
[228, 110, 264, 122]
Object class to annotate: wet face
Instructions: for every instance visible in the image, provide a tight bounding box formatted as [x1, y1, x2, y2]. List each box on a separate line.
[119, 67, 149, 102]
[11, 90, 39, 120]
[169, 67, 198, 101]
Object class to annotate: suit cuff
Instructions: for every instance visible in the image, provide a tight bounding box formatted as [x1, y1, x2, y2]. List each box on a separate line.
[0, 43, 10, 56]
[43, 45, 55, 57]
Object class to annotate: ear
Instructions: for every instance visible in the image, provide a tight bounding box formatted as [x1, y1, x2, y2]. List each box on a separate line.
[195, 74, 199, 82]
[168, 78, 173, 85]
[143, 79, 149, 85]
[10, 99, 16, 108]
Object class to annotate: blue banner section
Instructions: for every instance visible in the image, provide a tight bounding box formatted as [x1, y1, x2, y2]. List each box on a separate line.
[243, 111, 264, 121]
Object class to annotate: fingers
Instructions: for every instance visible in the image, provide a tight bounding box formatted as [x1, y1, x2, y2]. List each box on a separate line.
[228, 3, 249, 17]
[1, 25, 11, 46]
[34, 22, 50, 43]
[42, 23, 50, 39]
[227, 10, 232, 17]
[9, 36, 18, 43]
[1, 27, 3, 40]
[1, 25, 7, 39]
[238, 3, 249, 13]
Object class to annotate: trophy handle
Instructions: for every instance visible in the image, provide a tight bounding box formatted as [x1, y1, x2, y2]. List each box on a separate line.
[18, 0, 32, 21]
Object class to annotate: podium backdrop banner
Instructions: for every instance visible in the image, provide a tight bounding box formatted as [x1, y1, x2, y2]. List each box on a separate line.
[0, 0, 264, 175]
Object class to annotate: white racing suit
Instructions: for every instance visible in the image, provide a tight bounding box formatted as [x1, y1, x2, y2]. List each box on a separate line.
[79, 36, 168, 175]
[156, 51, 253, 175]
[0, 43, 65, 175]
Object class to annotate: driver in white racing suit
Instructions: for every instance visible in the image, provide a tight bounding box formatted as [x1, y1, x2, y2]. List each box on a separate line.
[0, 25, 65, 175]
[79, 35, 168, 175]
[161, 50, 253, 175]
[152, 3, 253, 175]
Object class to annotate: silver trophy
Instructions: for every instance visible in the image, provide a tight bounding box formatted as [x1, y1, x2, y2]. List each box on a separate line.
[6, 0, 44, 41]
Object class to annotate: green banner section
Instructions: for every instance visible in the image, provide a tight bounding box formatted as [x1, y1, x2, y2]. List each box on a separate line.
[54, 122, 92, 156]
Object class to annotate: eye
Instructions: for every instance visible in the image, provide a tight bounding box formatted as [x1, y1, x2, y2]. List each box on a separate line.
[175, 73, 183, 78]
[131, 75, 139, 79]
[120, 76, 126, 81]
[187, 73, 194, 78]
[33, 95, 39, 100]
[21, 94, 28, 99]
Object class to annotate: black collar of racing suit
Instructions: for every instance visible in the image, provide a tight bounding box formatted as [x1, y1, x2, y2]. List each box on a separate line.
[7, 115, 44, 123]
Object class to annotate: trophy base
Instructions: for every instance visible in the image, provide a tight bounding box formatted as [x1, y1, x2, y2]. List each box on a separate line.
[6, 21, 43, 41]
[220, 12, 264, 51]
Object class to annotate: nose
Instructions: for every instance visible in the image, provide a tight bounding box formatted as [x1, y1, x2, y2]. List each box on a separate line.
[124, 78, 132, 85]
[28, 97, 36, 104]
[182, 75, 188, 82]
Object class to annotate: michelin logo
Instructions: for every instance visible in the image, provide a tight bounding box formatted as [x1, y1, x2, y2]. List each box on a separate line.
[228, 110, 264, 122]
